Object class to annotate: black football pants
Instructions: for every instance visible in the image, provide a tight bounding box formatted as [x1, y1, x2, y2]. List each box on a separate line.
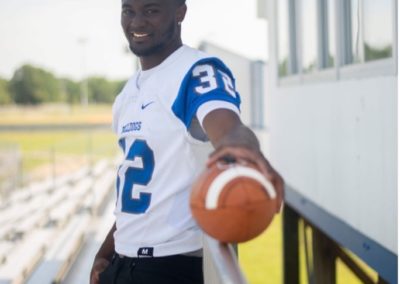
[99, 254, 204, 284]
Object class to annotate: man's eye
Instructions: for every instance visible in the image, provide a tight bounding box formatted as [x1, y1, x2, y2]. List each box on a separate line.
[122, 9, 134, 16]
[145, 9, 159, 15]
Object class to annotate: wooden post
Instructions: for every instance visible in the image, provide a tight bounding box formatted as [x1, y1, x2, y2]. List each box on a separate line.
[283, 205, 300, 284]
[312, 227, 336, 284]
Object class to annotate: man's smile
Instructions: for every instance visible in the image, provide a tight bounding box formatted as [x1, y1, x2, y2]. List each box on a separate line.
[131, 32, 151, 39]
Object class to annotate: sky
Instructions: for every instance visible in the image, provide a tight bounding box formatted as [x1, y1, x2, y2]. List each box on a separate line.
[0, 0, 268, 80]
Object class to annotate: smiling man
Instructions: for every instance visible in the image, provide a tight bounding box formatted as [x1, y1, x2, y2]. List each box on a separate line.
[90, 0, 284, 283]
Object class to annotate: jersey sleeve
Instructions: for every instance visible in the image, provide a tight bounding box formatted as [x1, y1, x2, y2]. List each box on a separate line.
[172, 57, 241, 129]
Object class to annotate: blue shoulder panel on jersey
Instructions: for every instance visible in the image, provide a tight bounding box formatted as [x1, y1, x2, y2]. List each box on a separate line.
[172, 57, 241, 129]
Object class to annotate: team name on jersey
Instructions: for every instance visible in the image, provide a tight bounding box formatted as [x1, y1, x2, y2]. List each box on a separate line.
[122, 121, 142, 133]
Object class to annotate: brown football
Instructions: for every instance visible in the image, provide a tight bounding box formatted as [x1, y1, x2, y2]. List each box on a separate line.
[190, 162, 277, 243]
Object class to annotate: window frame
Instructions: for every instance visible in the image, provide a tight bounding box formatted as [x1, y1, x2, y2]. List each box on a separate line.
[338, 0, 397, 79]
[276, 0, 398, 86]
[277, 0, 338, 85]
[276, 0, 299, 79]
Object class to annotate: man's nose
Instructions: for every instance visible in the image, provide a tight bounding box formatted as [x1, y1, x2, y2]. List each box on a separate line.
[130, 13, 146, 29]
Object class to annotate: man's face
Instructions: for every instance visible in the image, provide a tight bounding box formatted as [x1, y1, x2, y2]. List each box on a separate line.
[121, 0, 183, 57]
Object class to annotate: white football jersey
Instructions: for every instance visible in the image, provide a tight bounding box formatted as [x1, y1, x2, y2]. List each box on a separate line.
[112, 45, 241, 257]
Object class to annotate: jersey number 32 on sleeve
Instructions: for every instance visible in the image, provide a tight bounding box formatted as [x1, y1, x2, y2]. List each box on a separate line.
[118, 139, 154, 214]
[192, 64, 236, 97]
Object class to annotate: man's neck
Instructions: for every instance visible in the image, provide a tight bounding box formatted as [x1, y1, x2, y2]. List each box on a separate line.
[139, 40, 183, 70]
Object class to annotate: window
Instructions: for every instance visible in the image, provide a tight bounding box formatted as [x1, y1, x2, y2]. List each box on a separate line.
[326, 0, 336, 68]
[344, 0, 394, 65]
[300, 0, 318, 73]
[363, 0, 393, 61]
[277, 0, 290, 76]
[250, 61, 265, 128]
[277, 0, 299, 77]
[317, 0, 336, 69]
[276, 0, 396, 81]
[350, 0, 363, 64]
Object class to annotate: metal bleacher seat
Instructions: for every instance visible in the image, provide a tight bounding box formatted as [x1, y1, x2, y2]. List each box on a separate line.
[13, 209, 48, 237]
[26, 213, 91, 284]
[0, 194, 48, 241]
[90, 159, 109, 177]
[91, 168, 115, 214]
[68, 177, 93, 199]
[7, 179, 52, 205]
[0, 159, 134, 283]
[0, 229, 55, 284]
[0, 241, 13, 265]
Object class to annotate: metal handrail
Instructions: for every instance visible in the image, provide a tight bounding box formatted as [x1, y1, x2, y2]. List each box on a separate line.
[203, 235, 248, 284]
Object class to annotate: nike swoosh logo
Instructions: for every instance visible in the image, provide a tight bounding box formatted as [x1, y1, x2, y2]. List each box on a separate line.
[141, 101, 155, 110]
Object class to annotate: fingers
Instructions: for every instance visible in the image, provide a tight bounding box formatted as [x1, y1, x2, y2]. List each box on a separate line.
[272, 170, 284, 213]
[90, 268, 101, 284]
[208, 146, 270, 180]
[90, 272, 99, 284]
[208, 146, 285, 213]
[90, 258, 110, 284]
[208, 147, 263, 170]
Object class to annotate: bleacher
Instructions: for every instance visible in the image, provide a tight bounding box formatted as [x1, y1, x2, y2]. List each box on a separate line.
[0, 159, 116, 284]
[0, 155, 247, 283]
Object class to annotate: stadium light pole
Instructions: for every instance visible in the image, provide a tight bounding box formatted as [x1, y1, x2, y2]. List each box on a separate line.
[77, 37, 89, 107]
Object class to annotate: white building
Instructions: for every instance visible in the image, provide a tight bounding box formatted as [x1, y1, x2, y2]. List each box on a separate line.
[262, 0, 397, 283]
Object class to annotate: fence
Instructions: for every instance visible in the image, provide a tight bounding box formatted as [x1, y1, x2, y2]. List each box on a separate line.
[0, 144, 21, 199]
[0, 129, 118, 201]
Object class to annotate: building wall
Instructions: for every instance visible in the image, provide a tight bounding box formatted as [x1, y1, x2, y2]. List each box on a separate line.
[266, 0, 397, 254]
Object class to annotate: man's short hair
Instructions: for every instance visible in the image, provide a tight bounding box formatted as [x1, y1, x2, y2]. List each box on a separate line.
[176, 0, 186, 5]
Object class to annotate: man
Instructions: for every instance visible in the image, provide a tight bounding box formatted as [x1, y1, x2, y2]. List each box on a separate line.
[90, 0, 284, 283]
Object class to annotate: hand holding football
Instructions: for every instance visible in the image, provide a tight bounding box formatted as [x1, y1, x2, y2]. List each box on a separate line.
[190, 162, 277, 243]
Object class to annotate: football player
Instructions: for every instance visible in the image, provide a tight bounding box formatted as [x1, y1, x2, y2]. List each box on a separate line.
[90, 0, 284, 283]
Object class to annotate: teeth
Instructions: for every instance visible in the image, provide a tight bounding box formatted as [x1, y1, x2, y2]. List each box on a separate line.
[132, 32, 149, 38]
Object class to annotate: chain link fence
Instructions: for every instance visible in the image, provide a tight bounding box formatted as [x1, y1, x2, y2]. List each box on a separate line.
[0, 130, 118, 201]
[0, 143, 22, 199]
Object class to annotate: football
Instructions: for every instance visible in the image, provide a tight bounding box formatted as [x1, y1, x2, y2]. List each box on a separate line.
[190, 161, 277, 243]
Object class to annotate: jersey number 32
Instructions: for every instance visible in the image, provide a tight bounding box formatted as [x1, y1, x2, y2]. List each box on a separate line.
[118, 139, 154, 214]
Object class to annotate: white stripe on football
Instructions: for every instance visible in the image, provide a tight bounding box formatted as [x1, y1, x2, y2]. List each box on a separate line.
[205, 165, 276, 210]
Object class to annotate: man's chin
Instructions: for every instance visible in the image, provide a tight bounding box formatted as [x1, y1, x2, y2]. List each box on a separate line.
[129, 45, 146, 56]
[129, 43, 163, 57]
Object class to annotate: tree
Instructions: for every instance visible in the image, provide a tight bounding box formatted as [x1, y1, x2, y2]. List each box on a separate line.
[60, 78, 81, 105]
[364, 43, 392, 62]
[86, 77, 116, 104]
[0, 78, 12, 105]
[9, 64, 61, 105]
[112, 80, 127, 95]
[7, 63, 127, 105]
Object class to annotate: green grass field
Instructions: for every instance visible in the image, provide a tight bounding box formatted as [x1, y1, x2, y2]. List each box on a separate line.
[0, 104, 379, 283]
[0, 104, 117, 172]
[0, 130, 117, 170]
[0, 104, 117, 188]
[0, 104, 112, 125]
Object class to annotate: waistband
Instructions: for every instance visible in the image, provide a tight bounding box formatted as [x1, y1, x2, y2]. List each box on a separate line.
[117, 248, 203, 259]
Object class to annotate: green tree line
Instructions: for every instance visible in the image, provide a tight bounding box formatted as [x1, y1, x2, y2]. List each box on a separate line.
[0, 64, 126, 105]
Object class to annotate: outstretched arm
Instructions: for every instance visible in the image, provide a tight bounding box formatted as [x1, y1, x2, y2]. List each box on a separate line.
[202, 109, 284, 213]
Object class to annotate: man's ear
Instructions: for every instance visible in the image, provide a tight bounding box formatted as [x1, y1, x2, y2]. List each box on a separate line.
[176, 4, 187, 24]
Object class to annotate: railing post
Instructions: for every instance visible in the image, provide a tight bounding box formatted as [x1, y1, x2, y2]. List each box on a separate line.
[283, 204, 300, 284]
[312, 227, 336, 284]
